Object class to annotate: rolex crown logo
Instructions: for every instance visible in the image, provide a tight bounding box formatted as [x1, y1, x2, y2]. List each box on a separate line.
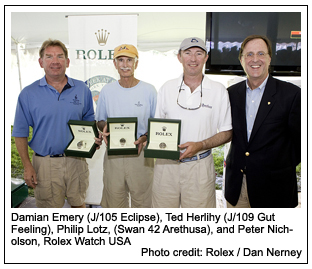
[162, 126, 167, 132]
[95, 29, 110, 46]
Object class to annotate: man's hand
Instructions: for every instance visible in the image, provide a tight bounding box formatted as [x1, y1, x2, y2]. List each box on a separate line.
[178, 141, 203, 160]
[178, 130, 232, 160]
[24, 163, 37, 189]
[94, 132, 103, 150]
[100, 124, 110, 146]
[134, 135, 147, 155]
[15, 137, 37, 188]
[96, 121, 109, 146]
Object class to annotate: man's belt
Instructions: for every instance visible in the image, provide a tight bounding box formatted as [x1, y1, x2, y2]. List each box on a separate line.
[179, 149, 211, 163]
[35, 153, 65, 158]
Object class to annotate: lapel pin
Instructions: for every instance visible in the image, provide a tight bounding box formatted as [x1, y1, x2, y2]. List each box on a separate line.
[268, 102, 271, 105]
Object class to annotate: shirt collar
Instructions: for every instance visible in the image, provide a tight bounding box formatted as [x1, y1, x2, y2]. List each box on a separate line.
[246, 75, 269, 92]
[39, 75, 74, 88]
[176, 74, 184, 89]
[177, 73, 206, 93]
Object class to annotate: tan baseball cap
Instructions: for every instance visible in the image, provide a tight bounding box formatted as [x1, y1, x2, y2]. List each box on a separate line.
[113, 44, 139, 59]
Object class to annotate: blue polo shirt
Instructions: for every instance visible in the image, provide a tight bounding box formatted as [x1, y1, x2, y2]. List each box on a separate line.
[12, 76, 94, 155]
[95, 80, 157, 138]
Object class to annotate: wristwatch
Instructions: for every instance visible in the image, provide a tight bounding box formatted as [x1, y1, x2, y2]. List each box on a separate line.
[120, 138, 126, 146]
[159, 142, 166, 149]
[77, 140, 87, 149]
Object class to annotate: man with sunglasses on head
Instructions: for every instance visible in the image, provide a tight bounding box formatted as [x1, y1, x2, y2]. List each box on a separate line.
[152, 37, 232, 208]
[225, 35, 301, 208]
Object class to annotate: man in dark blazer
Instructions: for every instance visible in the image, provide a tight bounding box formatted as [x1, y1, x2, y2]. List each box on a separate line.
[225, 35, 301, 208]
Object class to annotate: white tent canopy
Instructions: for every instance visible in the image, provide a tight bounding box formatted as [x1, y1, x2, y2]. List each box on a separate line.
[9, 12, 214, 125]
[9, 10, 301, 127]
[11, 12, 206, 52]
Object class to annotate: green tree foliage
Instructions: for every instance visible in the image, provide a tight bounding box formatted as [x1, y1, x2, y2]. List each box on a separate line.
[212, 145, 225, 176]
[296, 163, 301, 176]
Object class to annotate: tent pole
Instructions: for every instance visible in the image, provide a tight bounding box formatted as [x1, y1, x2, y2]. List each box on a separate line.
[11, 37, 23, 92]
[15, 43, 23, 92]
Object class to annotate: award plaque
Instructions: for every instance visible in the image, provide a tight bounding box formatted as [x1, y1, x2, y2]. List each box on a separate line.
[107, 117, 138, 155]
[144, 118, 181, 160]
[64, 120, 99, 158]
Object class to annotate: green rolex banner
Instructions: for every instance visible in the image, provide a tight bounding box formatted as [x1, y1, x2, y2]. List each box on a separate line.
[68, 14, 138, 205]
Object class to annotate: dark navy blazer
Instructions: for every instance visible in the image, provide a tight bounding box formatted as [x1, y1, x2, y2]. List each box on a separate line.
[225, 76, 301, 208]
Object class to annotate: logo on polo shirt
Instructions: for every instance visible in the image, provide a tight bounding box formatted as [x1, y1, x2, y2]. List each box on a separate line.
[71, 94, 82, 105]
[135, 101, 143, 107]
[202, 103, 212, 109]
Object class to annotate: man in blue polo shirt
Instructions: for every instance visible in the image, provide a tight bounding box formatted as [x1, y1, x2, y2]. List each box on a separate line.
[96, 44, 157, 208]
[12, 39, 97, 208]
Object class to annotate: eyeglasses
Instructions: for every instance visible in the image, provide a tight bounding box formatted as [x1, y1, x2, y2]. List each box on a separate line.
[177, 76, 203, 110]
[242, 51, 269, 59]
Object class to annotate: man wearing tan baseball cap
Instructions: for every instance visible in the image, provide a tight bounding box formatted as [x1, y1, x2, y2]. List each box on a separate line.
[96, 44, 157, 208]
[113, 44, 139, 59]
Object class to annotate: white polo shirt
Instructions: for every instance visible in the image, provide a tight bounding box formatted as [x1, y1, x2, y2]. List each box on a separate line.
[155, 74, 232, 149]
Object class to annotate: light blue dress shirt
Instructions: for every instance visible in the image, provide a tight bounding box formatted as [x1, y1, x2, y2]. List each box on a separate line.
[245, 76, 269, 141]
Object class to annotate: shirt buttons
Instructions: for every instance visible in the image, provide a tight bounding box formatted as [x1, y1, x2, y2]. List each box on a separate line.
[245, 152, 250, 156]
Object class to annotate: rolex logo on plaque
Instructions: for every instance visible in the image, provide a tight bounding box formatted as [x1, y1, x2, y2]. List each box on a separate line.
[95, 29, 110, 46]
